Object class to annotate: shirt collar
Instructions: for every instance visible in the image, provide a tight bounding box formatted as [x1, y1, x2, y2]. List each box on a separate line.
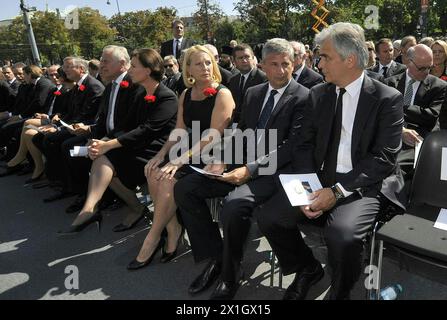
[294, 64, 305, 78]
[32, 77, 41, 85]
[268, 78, 293, 96]
[406, 69, 420, 84]
[175, 37, 183, 43]
[78, 74, 88, 86]
[380, 61, 393, 69]
[336, 72, 364, 97]
[113, 71, 128, 85]
[8, 78, 16, 85]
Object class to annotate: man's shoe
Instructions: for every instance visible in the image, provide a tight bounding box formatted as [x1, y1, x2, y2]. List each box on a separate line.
[43, 191, 75, 203]
[65, 195, 86, 213]
[188, 259, 221, 295]
[209, 280, 240, 300]
[282, 260, 324, 300]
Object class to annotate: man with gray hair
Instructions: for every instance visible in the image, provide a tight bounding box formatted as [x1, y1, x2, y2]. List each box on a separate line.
[175, 37, 310, 300]
[257, 22, 406, 300]
[290, 41, 323, 89]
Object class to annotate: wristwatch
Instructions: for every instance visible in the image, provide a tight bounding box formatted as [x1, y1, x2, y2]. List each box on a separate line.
[331, 184, 345, 201]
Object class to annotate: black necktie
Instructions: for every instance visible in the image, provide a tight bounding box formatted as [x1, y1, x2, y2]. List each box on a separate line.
[381, 66, 388, 77]
[175, 40, 181, 60]
[321, 88, 346, 186]
[239, 75, 246, 101]
[293, 73, 299, 81]
[257, 89, 278, 129]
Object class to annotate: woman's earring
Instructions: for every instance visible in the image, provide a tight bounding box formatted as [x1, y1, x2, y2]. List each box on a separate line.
[187, 76, 195, 85]
[212, 74, 217, 81]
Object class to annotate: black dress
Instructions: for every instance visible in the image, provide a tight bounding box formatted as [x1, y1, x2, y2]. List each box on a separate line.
[105, 83, 178, 189]
[160, 84, 227, 179]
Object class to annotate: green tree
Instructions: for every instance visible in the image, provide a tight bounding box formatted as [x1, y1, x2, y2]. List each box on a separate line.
[213, 18, 246, 49]
[193, 0, 225, 41]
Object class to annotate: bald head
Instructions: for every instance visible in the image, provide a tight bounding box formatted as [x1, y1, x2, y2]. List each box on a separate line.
[407, 44, 433, 81]
[204, 44, 219, 62]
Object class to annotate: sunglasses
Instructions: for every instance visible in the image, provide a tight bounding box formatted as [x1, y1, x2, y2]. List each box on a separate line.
[410, 59, 432, 72]
[164, 64, 174, 68]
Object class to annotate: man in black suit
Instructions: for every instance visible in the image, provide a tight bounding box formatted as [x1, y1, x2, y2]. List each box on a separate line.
[204, 44, 233, 87]
[62, 45, 142, 214]
[220, 45, 239, 75]
[290, 41, 324, 89]
[2, 65, 19, 96]
[161, 55, 181, 94]
[36, 56, 104, 202]
[227, 44, 267, 123]
[369, 38, 406, 78]
[256, 23, 406, 300]
[386, 44, 447, 181]
[160, 20, 196, 59]
[174, 38, 309, 300]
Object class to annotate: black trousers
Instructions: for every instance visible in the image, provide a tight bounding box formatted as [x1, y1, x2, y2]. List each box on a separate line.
[257, 187, 380, 299]
[0, 119, 25, 159]
[174, 173, 279, 283]
[61, 134, 91, 194]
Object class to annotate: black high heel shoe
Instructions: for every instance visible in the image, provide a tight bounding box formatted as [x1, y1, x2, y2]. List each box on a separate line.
[57, 211, 102, 236]
[160, 227, 185, 263]
[127, 238, 165, 270]
[112, 207, 150, 232]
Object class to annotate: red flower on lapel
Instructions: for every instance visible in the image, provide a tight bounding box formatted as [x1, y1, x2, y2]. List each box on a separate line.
[203, 87, 218, 97]
[144, 95, 156, 103]
[441, 75, 447, 81]
[120, 80, 129, 88]
[53, 90, 62, 96]
[78, 84, 86, 92]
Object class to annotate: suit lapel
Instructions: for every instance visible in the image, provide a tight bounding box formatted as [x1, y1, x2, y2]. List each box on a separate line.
[249, 83, 269, 128]
[397, 73, 406, 94]
[318, 85, 337, 165]
[414, 76, 429, 105]
[351, 76, 378, 158]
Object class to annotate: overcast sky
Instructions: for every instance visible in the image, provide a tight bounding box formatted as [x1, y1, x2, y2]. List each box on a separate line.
[2, 0, 238, 20]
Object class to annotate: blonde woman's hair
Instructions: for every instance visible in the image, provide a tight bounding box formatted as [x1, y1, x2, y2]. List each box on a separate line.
[182, 45, 222, 88]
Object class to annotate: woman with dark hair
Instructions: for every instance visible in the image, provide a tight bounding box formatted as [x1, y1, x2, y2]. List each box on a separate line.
[127, 45, 235, 270]
[4, 67, 74, 183]
[59, 48, 178, 234]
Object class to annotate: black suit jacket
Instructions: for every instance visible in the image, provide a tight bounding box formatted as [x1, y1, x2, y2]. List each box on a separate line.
[228, 68, 267, 123]
[385, 72, 447, 137]
[292, 76, 406, 210]
[218, 65, 233, 87]
[13, 77, 56, 118]
[117, 83, 177, 159]
[160, 38, 196, 58]
[162, 72, 182, 94]
[365, 70, 385, 83]
[370, 61, 406, 78]
[49, 86, 73, 118]
[91, 74, 141, 139]
[8, 79, 20, 96]
[63, 75, 105, 124]
[294, 66, 324, 89]
[234, 80, 309, 178]
[0, 80, 14, 111]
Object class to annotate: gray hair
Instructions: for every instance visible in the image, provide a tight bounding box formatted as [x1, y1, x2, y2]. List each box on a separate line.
[262, 38, 294, 62]
[12, 62, 26, 70]
[63, 56, 88, 72]
[290, 41, 306, 58]
[103, 45, 130, 68]
[315, 22, 369, 70]
[164, 55, 179, 66]
[393, 40, 401, 50]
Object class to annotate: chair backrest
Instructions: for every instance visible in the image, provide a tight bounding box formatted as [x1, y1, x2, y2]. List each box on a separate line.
[410, 130, 447, 210]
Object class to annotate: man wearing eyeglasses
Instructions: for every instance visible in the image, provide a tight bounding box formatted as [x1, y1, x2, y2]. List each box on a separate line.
[161, 55, 181, 94]
[385, 44, 447, 180]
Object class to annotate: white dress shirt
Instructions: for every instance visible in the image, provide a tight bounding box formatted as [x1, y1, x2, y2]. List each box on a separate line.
[77, 74, 88, 86]
[335, 72, 365, 196]
[294, 64, 306, 80]
[259, 79, 293, 115]
[379, 61, 393, 75]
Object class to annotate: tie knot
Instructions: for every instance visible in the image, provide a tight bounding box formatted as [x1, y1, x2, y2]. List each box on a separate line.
[270, 89, 278, 97]
[338, 88, 346, 96]
[408, 78, 416, 85]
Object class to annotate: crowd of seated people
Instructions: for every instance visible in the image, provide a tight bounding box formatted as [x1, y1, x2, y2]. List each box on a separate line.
[3, 18, 447, 301]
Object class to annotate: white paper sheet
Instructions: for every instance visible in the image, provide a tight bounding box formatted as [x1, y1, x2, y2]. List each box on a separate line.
[70, 146, 89, 157]
[441, 148, 447, 181]
[279, 174, 323, 206]
[414, 139, 423, 169]
[189, 165, 224, 177]
[59, 119, 73, 130]
[434, 208, 447, 231]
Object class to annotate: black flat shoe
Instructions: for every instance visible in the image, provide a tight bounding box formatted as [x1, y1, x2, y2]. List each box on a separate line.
[160, 227, 185, 263]
[112, 207, 150, 232]
[57, 211, 102, 236]
[127, 238, 165, 271]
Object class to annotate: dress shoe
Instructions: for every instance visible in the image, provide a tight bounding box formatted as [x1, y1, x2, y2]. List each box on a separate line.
[0, 164, 23, 177]
[282, 260, 324, 300]
[160, 227, 185, 263]
[209, 280, 240, 300]
[57, 211, 102, 236]
[188, 259, 221, 295]
[24, 171, 45, 184]
[43, 190, 74, 203]
[65, 195, 86, 214]
[112, 207, 150, 232]
[127, 238, 165, 270]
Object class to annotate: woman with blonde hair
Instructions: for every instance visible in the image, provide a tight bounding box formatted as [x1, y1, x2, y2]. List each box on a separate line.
[128, 45, 235, 269]
[430, 40, 447, 80]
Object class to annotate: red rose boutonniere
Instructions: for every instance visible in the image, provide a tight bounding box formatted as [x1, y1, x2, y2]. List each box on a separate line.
[203, 87, 218, 97]
[441, 75, 447, 82]
[78, 84, 86, 92]
[144, 95, 156, 103]
[120, 80, 129, 88]
[53, 90, 62, 96]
